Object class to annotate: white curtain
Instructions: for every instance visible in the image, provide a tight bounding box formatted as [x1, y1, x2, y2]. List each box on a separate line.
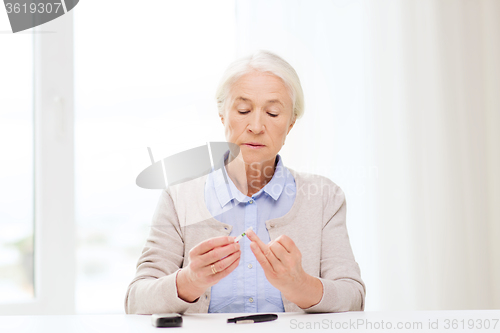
[235, 0, 500, 310]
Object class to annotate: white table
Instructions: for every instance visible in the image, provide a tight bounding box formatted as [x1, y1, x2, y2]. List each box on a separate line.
[1, 310, 499, 333]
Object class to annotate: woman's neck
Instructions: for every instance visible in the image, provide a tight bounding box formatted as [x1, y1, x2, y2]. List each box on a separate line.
[226, 155, 277, 197]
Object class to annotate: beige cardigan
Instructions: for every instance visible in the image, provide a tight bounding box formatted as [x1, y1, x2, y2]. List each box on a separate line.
[124, 168, 365, 314]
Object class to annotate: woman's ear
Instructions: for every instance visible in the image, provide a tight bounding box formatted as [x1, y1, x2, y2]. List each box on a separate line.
[287, 117, 296, 135]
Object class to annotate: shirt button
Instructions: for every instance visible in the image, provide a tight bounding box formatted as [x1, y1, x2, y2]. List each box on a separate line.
[249, 297, 254, 303]
[247, 263, 253, 269]
[249, 200, 254, 204]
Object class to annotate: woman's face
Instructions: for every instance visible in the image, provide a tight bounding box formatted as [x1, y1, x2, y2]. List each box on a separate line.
[220, 71, 295, 166]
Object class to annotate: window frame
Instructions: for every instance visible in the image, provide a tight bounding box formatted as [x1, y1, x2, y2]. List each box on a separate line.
[0, 12, 75, 315]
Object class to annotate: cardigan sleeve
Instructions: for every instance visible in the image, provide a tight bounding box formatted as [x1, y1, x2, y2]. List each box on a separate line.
[124, 189, 198, 314]
[303, 183, 366, 313]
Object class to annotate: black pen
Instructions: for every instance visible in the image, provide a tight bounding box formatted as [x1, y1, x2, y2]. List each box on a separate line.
[227, 314, 278, 324]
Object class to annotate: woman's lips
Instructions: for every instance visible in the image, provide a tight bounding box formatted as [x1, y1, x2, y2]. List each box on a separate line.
[243, 143, 265, 149]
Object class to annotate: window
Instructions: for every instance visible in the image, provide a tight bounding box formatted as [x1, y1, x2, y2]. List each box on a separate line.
[0, 11, 34, 303]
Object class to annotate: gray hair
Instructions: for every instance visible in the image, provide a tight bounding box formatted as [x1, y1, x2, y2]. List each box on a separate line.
[215, 50, 304, 121]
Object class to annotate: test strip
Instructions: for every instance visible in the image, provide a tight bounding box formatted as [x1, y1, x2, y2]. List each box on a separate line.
[234, 226, 253, 243]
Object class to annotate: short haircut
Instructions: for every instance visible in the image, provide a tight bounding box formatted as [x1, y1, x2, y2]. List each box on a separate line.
[215, 50, 304, 121]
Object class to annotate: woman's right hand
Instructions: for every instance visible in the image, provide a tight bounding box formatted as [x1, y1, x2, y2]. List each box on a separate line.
[176, 236, 241, 302]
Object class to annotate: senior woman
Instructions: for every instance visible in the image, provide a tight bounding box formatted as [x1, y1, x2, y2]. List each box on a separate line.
[125, 50, 365, 314]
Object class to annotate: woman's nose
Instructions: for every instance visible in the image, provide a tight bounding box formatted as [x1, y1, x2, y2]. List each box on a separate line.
[247, 111, 265, 134]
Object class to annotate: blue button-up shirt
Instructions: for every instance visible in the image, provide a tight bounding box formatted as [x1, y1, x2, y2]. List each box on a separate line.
[204, 152, 296, 313]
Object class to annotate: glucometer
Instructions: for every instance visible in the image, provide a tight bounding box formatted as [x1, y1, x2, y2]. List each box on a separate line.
[151, 313, 183, 328]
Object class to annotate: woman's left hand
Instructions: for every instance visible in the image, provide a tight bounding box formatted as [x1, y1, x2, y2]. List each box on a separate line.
[246, 229, 308, 297]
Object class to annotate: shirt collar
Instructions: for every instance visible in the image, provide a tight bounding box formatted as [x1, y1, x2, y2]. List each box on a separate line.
[212, 151, 287, 208]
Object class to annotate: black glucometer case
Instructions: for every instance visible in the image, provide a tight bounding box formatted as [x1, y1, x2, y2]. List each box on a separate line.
[151, 313, 183, 327]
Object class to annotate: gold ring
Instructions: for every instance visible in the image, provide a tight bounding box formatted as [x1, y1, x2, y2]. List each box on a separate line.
[211, 264, 218, 274]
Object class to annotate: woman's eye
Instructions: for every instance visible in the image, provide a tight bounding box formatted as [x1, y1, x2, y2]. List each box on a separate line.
[238, 110, 250, 114]
[268, 113, 278, 117]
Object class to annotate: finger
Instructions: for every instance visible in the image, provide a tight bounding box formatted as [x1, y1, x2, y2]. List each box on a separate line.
[269, 240, 289, 262]
[250, 241, 276, 272]
[190, 236, 235, 256]
[200, 242, 240, 266]
[275, 235, 295, 254]
[263, 240, 283, 269]
[213, 252, 241, 281]
[247, 230, 282, 270]
[246, 229, 270, 254]
[212, 250, 241, 273]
